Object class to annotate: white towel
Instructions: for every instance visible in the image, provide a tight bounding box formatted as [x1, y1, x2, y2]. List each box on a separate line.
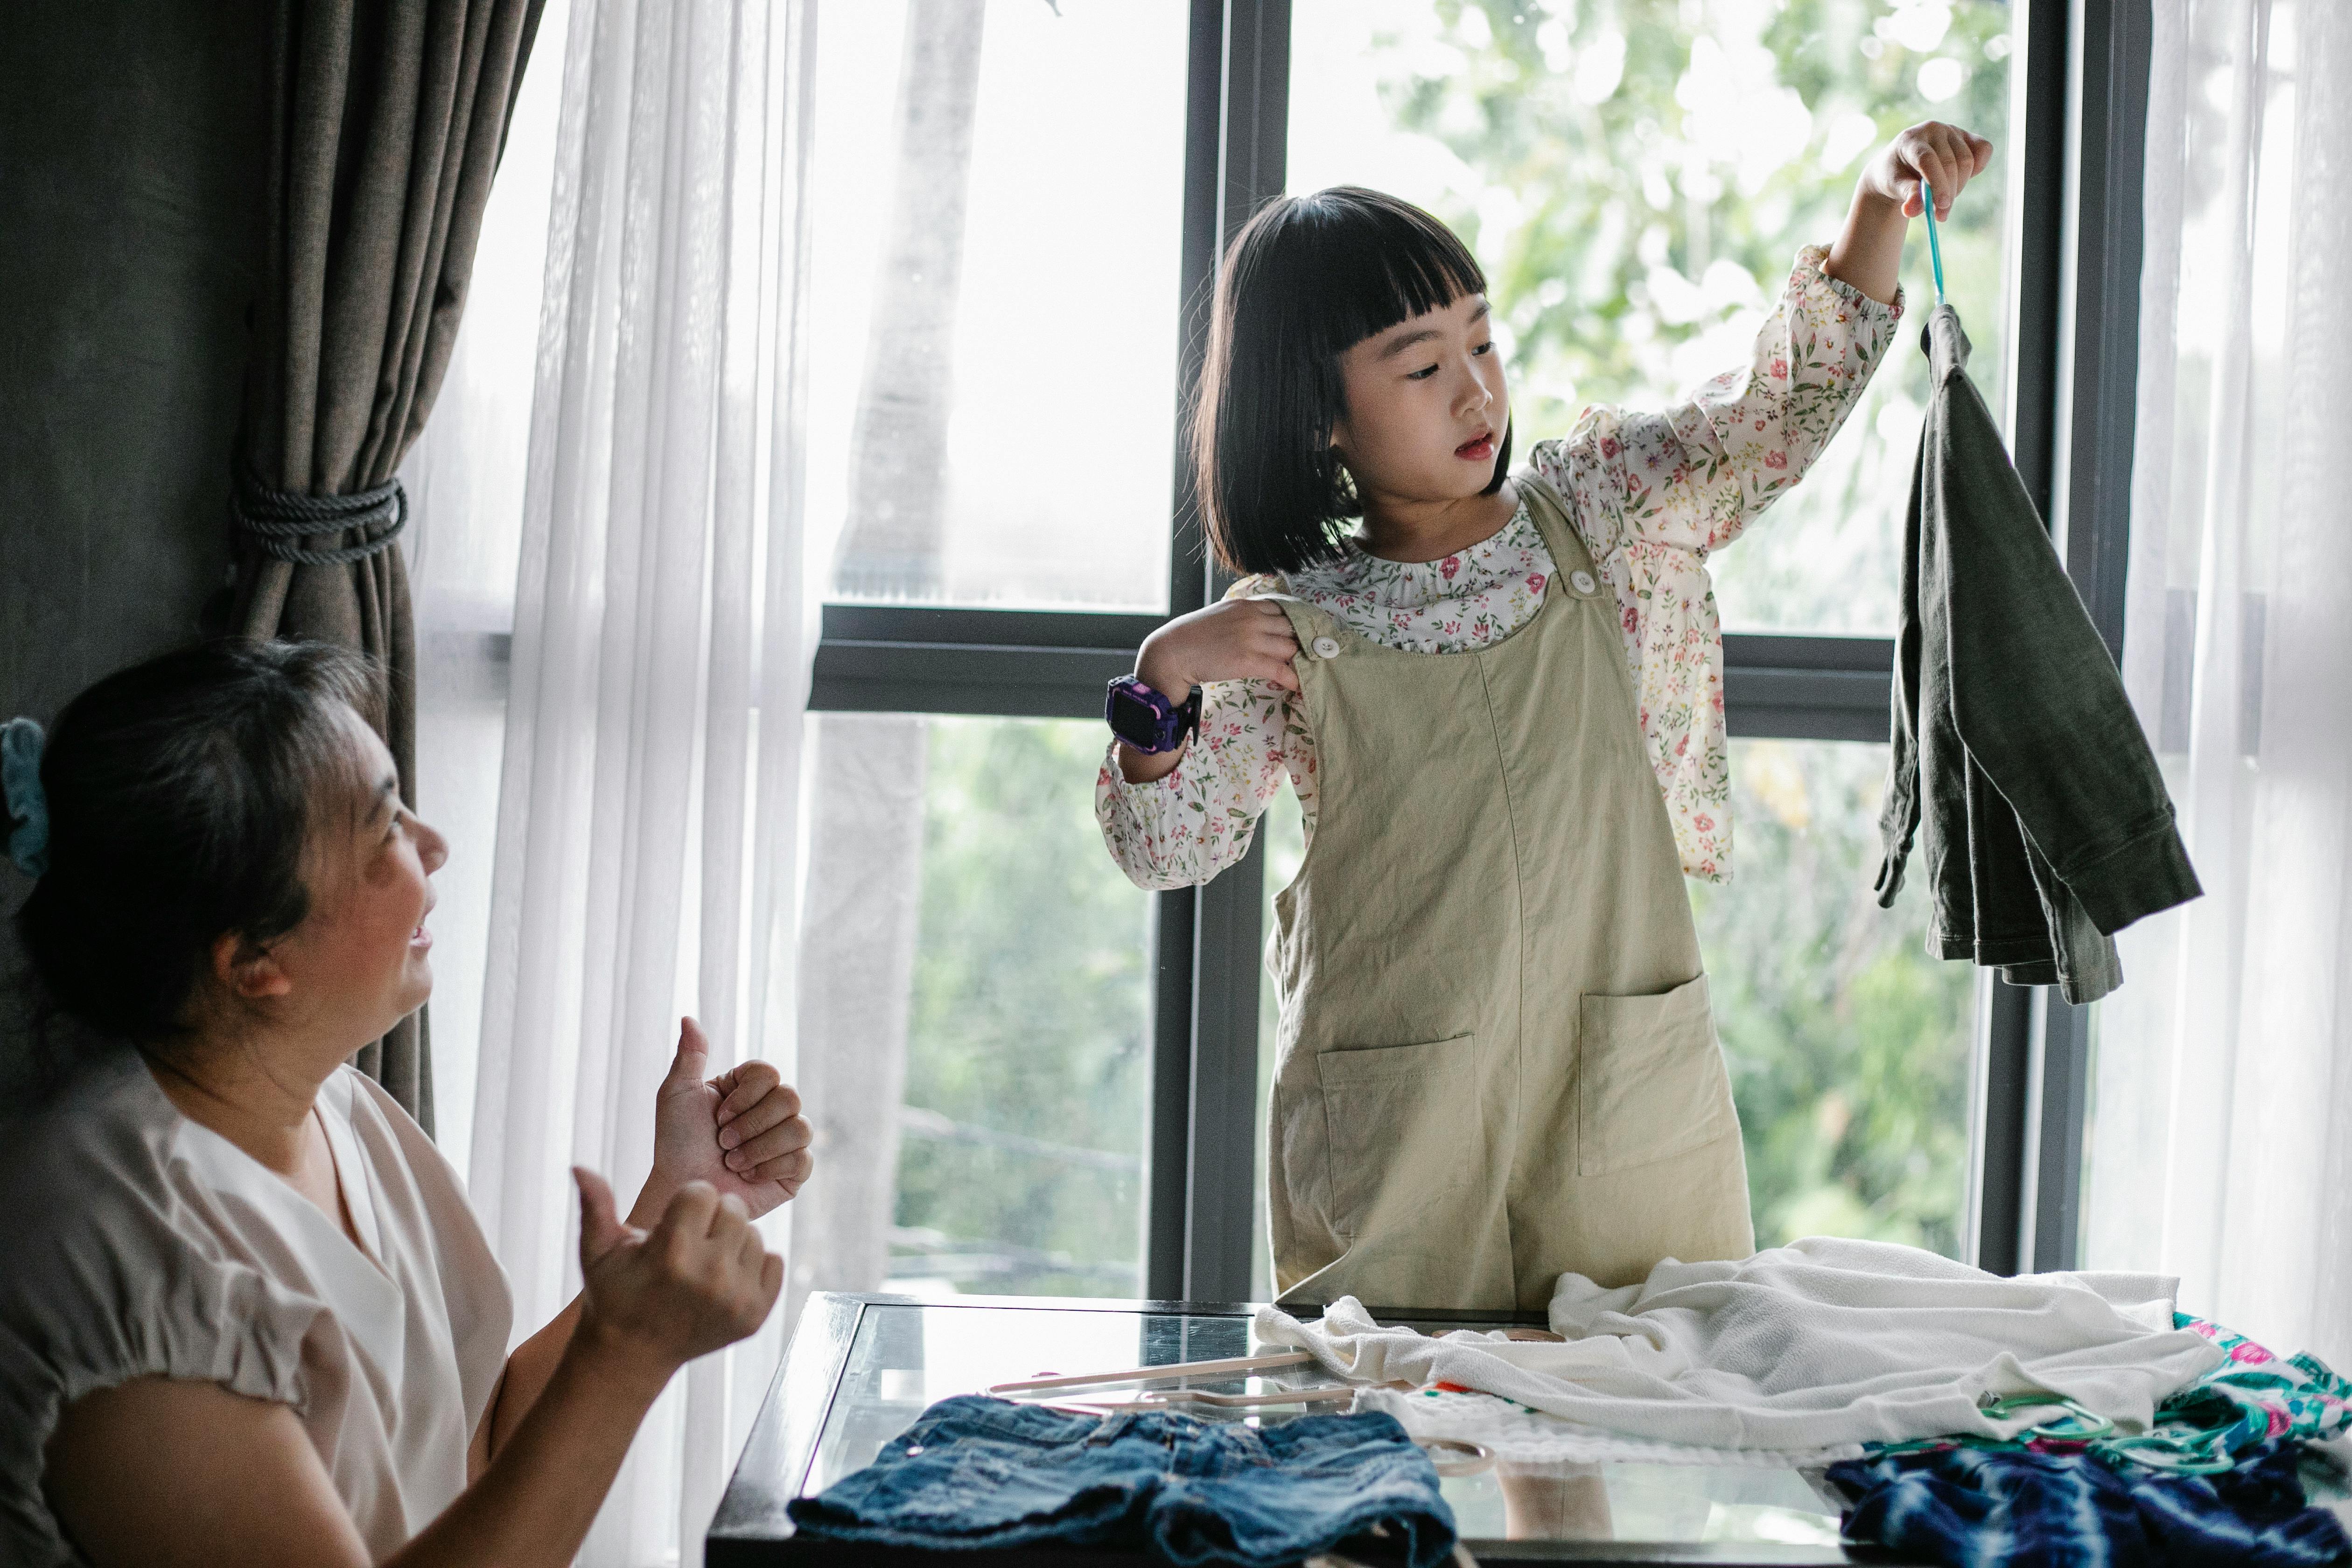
[1254, 1237, 2224, 1454]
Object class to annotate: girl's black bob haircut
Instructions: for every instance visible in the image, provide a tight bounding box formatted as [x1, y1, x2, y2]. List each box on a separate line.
[1191, 186, 1510, 578]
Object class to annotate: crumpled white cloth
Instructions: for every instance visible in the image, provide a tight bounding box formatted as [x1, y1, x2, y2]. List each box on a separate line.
[1255, 1237, 2224, 1455]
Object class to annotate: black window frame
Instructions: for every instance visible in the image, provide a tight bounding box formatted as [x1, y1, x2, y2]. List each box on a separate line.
[806, 0, 2153, 1296]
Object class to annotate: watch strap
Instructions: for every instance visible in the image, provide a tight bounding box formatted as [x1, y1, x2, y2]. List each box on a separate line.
[1106, 676, 1199, 753]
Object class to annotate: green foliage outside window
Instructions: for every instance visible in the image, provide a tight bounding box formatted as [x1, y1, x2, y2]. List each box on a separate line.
[1355, 0, 2014, 632]
[891, 719, 1153, 1295]
[1690, 741, 1971, 1258]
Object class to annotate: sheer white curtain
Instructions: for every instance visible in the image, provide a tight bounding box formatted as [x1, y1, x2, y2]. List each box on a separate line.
[401, 0, 571, 1171]
[2081, 0, 2352, 1364]
[465, 0, 819, 1561]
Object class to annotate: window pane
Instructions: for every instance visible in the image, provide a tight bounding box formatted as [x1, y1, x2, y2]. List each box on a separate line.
[1286, 0, 2018, 634]
[809, 2, 1188, 612]
[1690, 740, 1973, 1257]
[803, 714, 1154, 1299]
[1252, 737, 1972, 1291]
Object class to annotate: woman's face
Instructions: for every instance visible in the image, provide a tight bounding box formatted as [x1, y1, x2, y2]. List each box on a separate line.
[1330, 291, 1509, 508]
[253, 706, 448, 1049]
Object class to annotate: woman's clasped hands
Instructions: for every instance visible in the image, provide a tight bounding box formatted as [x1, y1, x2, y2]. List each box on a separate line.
[573, 1016, 813, 1383]
[571, 1169, 780, 1383]
[638, 1015, 813, 1225]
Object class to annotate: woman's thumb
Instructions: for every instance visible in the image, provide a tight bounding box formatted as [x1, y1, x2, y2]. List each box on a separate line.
[574, 1166, 626, 1264]
[662, 1015, 711, 1088]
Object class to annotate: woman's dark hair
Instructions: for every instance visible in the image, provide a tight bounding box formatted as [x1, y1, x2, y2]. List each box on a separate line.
[11, 640, 380, 1045]
[1191, 186, 1512, 577]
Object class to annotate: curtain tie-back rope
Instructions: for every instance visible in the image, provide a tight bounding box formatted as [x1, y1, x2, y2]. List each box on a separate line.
[231, 469, 408, 566]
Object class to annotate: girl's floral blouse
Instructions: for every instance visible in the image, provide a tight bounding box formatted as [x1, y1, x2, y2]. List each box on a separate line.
[1097, 245, 1902, 889]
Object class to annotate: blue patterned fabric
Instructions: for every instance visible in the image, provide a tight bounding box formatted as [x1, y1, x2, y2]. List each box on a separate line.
[787, 1394, 1458, 1568]
[1830, 1439, 2349, 1568]
[0, 718, 47, 879]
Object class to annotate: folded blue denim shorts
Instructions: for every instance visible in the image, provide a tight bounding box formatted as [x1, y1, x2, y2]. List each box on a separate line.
[786, 1394, 1458, 1568]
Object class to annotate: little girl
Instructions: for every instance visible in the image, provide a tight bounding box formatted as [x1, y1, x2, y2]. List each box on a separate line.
[1099, 122, 1992, 1313]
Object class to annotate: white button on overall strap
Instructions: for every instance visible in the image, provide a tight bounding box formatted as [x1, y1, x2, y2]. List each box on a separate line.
[1570, 569, 1598, 595]
[1313, 636, 1341, 659]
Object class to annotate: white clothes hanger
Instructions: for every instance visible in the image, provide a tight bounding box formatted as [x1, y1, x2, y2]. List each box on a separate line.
[985, 1349, 1318, 1397]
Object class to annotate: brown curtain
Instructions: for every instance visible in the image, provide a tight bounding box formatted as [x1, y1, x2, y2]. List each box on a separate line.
[231, 0, 546, 1133]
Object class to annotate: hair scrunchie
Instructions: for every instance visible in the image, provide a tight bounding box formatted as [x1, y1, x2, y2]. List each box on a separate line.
[2, 717, 49, 879]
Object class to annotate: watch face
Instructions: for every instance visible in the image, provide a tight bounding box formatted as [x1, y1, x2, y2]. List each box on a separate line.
[1107, 685, 1174, 750]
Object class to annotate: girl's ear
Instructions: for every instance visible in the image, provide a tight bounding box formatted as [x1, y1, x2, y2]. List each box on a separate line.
[212, 931, 293, 1001]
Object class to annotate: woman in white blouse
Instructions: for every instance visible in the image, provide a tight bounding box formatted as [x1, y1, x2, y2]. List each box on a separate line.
[0, 641, 815, 1567]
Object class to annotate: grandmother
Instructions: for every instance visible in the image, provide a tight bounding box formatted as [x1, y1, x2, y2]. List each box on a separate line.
[0, 640, 814, 1567]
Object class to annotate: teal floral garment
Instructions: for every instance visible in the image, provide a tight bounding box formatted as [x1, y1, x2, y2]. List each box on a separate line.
[1873, 1316, 2352, 1477]
[2113, 1317, 2352, 1475]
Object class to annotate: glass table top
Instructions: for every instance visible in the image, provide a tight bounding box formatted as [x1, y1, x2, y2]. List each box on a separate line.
[799, 1300, 1851, 1552]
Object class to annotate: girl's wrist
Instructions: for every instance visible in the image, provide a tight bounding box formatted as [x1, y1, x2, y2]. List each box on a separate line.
[1134, 644, 1191, 703]
[1858, 185, 1904, 216]
[1850, 175, 1906, 224]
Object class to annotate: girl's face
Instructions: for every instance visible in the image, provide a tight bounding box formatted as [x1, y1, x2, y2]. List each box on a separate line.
[244, 707, 448, 1049]
[1330, 291, 1508, 509]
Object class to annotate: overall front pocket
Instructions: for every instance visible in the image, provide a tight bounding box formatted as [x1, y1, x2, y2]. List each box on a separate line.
[1576, 975, 1737, 1176]
[1314, 1035, 1478, 1240]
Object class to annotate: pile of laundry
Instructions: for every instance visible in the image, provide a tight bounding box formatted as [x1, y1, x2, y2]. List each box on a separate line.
[1254, 1238, 2352, 1567]
[1828, 1315, 2352, 1566]
[787, 1238, 2348, 1567]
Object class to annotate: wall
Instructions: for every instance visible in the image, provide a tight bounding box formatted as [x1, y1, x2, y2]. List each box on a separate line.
[0, 0, 273, 734]
[0, 0, 273, 1056]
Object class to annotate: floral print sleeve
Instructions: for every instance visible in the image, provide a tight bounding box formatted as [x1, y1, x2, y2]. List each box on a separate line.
[1527, 245, 1901, 879]
[1095, 575, 1312, 892]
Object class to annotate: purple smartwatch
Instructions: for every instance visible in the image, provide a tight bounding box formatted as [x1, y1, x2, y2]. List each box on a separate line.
[1105, 675, 1201, 754]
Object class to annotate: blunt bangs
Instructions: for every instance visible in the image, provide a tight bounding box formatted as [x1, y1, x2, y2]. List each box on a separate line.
[1278, 189, 1488, 365]
[1191, 187, 1508, 577]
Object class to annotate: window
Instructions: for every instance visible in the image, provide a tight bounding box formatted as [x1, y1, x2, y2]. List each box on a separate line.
[1255, 0, 2009, 1276]
[798, 0, 2147, 1298]
[877, 715, 1154, 1295]
[806, 0, 1190, 612]
[1690, 741, 1971, 1256]
[1287, 0, 2017, 636]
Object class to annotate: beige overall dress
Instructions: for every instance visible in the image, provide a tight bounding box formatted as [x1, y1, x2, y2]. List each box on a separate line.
[1267, 476, 1754, 1313]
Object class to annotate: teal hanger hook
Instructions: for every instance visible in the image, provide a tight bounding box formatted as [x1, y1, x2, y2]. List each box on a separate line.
[1921, 179, 1947, 306]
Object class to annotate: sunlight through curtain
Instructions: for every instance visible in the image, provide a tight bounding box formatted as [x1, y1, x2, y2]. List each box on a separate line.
[2082, 0, 2352, 1365]
[464, 0, 819, 1560]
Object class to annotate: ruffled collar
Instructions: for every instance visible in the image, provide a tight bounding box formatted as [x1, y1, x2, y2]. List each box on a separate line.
[1290, 500, 1541, 609]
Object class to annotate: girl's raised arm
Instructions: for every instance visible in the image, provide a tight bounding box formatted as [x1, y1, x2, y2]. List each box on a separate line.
[1539, 120, 1992, 566]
